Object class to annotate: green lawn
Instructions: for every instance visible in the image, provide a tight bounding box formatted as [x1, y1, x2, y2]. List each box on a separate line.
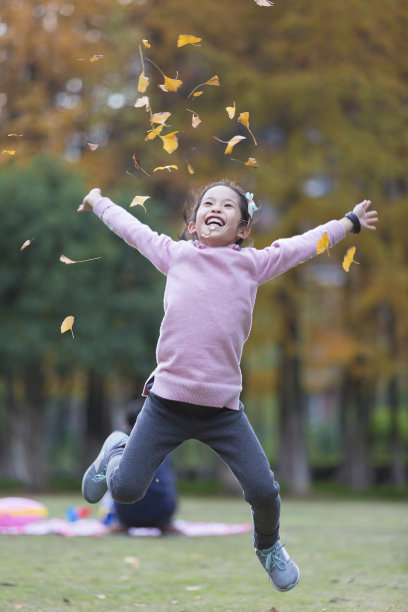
[1, 495, 407, 611]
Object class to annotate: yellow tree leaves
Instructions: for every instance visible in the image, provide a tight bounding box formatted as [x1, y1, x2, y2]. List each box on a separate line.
[316, 232, 330, 255]
[61, 316, 75, 338]
[226, 102, 236, 119]
[177, 35, 202, 47]
[253, 0, 274, 5]
[214, 135, 246, 154]
[20, 238, 34, 251]
[159, 131, 179, 154]
[188, 75, 220, 98]
[342, 246, 359, 272]
[60, 254, 101, 264]
[130, 195, 151, 211]
[238, 112, 257, 145]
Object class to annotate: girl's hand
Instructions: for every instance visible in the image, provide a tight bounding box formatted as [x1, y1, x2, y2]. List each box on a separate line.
[77, 188, 102, 212]
[353, 199, 378, 231]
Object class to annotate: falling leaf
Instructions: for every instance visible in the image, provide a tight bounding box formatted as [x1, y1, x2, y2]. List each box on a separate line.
[134, 96, 151, 112]
[142, 39, 151, 48]
[316, 232, 330, 256]
[124, 556, 140, 568]
[150, 112, 171, 125]
[138, 71, 150, 93]
[20, 238, 34, 251]
[187, 161, 195, 174]
[132, 154, 149, 176]
[177, 34, 202, 47]
[342, 246, 359, 272]
[61, 316, 75, 339]
[159, 74, 183, 92]
[8, 133, 23, 137]
[87, 143, 99, 150]
[186, 108, 201, 127]
[253, 0, 274, 5]
[188, 75, 219, 98]
[1, 149, 16, 155]
[60, 254, 101, 264]
[238, 112, 257, 145]
[159, 131, 179, 154]
[130, 195, 150, 211]
[231, 157, 258, 168]
[153, 165, 178, 172]
[145, 125, 163, 141]
[226, 102, 236, 119]
[89, 54, 104, 62]
[192, 91, 203, 98]
[214, 134, 246, 154]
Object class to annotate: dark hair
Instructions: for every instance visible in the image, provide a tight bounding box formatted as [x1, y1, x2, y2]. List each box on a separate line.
[180, 179, 251, 245]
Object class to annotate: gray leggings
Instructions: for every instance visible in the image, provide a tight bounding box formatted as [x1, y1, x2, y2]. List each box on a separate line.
[107, 390, 281, 550]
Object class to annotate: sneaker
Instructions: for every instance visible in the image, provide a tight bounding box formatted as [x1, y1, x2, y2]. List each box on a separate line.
[256, 541, 300, 592]
[81, 431, 128, 503]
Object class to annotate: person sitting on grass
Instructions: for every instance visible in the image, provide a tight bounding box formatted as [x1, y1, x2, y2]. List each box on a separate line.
[79, 180, 378, 592]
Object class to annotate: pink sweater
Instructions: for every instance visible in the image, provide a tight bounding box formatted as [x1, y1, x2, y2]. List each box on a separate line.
[94, 198, 345, 410]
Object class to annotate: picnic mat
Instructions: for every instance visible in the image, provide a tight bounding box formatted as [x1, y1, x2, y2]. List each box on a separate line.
[0, 518, 252, 537]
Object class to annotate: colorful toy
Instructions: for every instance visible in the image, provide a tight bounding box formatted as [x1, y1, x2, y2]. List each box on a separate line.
[0, 497, 48, 527]
[65, 505, 91, 522]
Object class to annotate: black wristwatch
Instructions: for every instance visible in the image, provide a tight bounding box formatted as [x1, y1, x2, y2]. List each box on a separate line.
[345, 212, 361, 234]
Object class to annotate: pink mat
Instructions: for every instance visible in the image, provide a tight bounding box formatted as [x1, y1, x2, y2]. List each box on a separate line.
[0, 517, 251, 537]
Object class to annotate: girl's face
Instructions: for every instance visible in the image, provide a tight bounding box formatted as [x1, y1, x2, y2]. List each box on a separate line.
[188, 185, 250, 247]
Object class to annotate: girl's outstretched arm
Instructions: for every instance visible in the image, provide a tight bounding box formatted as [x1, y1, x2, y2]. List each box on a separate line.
[339, 199, 378, 234]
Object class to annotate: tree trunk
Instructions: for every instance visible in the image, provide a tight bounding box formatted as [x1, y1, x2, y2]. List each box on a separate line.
[388, 376, 406, 486]
[277, 291, 310, 494]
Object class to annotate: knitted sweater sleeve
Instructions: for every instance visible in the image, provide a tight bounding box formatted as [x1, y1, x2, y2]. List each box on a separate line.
[93, 197, 177, 275]
[256, 220, 346, 285]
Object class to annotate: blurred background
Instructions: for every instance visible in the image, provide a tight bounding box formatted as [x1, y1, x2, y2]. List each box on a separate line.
[0, 0, 407, 496]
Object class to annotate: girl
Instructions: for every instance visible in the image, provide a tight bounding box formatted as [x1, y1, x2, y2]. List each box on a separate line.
[79, 180, 378, 592]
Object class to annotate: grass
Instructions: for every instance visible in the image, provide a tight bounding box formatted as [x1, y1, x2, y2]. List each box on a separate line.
[0, 495, 407, 611]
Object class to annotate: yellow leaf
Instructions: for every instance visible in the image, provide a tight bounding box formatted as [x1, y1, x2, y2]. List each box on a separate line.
[138, 71, 150, 93]
[150, 112, 171, 125]
[187, 161, 195, 175]
[130, 195, 150, 211]
[142, 39, 151, 48]
[60, 254, 101, 264]
[238, 112, 257, 145]
[134, 96, 150, 112]
[214, 134, 246, 155]
[61, 316, 75, 338]
[316, 232, 330, 255]
[245, 157, 258, 167]
[2, 149, 16, 155]
[132, 154, 149, 176]
[20, 238, 34, 251]
[177, 34, 202, 47]
[159, 75, 183, 93]
[226, 102, 236, 119]
[186, 108, 201, 127]
[188, 75, 219, 97]
[153, 165, 178, 172]
[8, 133, 23, 137]
[145, 125, 163, 141]
[87, 142, 99, 151]
[159, 131, 179, 154]
[253, 0, 274, 5]
[193, 91, 203, 97]
[342, 246, 359, 272]
[89, 54, 104, 62]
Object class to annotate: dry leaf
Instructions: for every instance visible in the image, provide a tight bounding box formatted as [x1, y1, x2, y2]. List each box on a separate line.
[186, 108, 201, 127]
[342, 246, 359, 272]
[316, 232, 330, 255]
[87, 143, 99, 151]
[238, 112, 257, 145]
[153, 165, 178, 172]
[226, 102, 236, 119]
[61, 316, 75, 339]
[145, 125, 164, 141]
[8, 133, 23, 137]
[150, 112, 171, 125]
[159, 131, 179, 154]
[214, 134, 246, 154]
[60, 254, 101, 264]
[187, 161, 195, 174]
[130, 196, 150, 211]
[134, 96, 151, 112]
[89, 54, 104, 62]
[1, 149, 16, 155]
[177, 34, 202, 47]
[188, 75, 219, 98]
[253, 0, 274, 5]
[192, 91, 203, 98]
[245, 157, 258, 167]
[132, 154, 149, 176]
[20, 238, 34, 251]
[142, 39, 151, 48]
[124, 556, 140, 568]
[138, 71, 150, 93]
[185, 585, 202, 591]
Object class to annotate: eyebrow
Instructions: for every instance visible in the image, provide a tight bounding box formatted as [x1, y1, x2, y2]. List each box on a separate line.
[203, 197, 237, 204]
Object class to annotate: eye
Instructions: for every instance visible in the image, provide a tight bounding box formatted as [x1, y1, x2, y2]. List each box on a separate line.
[224, 203, 233, 208]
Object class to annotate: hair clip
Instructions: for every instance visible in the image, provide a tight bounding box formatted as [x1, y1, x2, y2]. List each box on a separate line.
[245, 192, 258, 217]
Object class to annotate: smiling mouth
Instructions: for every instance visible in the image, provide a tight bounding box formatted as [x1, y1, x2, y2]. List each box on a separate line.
[205, 216, 224, 227]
